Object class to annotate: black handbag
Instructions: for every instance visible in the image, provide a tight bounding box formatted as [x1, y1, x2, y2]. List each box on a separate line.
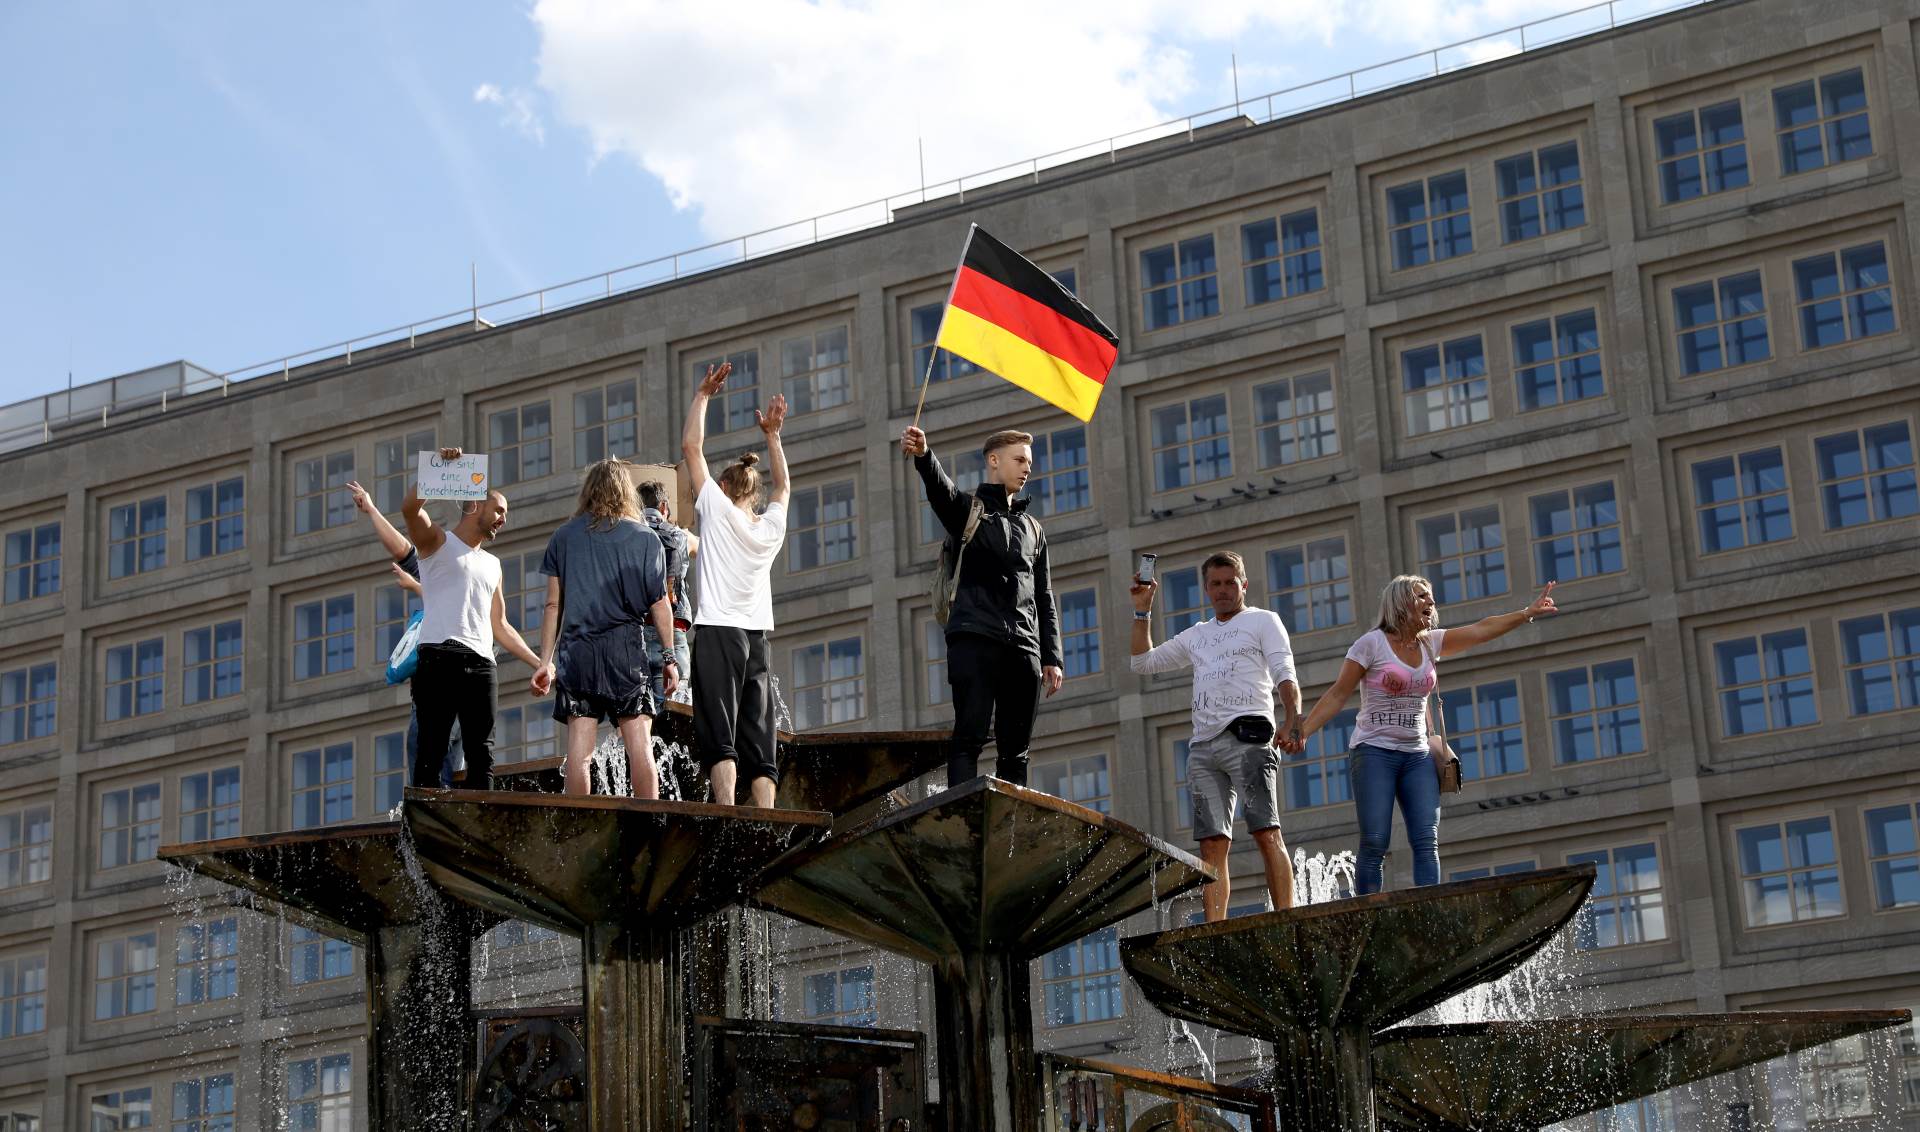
[1226, 714, 1276, 745]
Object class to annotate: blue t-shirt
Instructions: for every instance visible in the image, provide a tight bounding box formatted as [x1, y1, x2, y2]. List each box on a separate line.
[540, 515, 668, 697]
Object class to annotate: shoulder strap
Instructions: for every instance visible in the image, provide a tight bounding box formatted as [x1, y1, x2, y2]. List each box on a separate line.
[1419, 636, 1445, 738]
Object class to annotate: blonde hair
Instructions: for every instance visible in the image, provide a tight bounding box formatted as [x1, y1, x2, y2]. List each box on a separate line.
[1375, 574, 1438, 639]
[575, 460, 638, 531]
[717, 452, 762, 506]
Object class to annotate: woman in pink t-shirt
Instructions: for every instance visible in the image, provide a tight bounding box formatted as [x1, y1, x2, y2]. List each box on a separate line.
[1291, 575, 1560, 895]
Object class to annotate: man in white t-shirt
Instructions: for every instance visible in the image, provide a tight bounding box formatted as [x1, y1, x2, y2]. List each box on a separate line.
[1130, 550, 1301, 919]
[681, 360, 790, 808]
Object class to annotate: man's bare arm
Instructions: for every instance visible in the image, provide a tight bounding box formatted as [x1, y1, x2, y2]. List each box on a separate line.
[538, 576, 562, 668]
[491, 587, 541, 668]
[681, 362, 730, 498]
[649, 595, 679, 697]
[758, 394, 791, 508]
[349, 481, 412, 561]
[402, 446, 462, 558]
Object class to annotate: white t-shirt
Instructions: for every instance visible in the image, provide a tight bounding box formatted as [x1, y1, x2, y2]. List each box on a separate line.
[1345, 627, 1449, 754]
[1130, 608, 1298, 742]
[692, 478, 788, 631]
[417, 530, 502, 657]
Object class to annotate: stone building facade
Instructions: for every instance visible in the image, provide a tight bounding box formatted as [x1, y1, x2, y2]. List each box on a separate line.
[2, 0, 1918, 1125]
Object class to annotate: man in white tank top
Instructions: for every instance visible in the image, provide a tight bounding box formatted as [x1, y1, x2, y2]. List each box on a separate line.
[401, 447, 544, 790]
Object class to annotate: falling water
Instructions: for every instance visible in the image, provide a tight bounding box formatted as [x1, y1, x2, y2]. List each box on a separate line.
[1291, 849, 1357, 905]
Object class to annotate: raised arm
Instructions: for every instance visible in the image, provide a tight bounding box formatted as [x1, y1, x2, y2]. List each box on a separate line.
[1296, 660, 1368, 743]
[1436, 582, 1559, 657]
[348, 480, 413, 562]
[756, 393, 790, 508]
[681, 361, 730, 498]
[1126, 578, 1194, 674]
[402, 447, 460, 558]
[902, 427, 970, 539]
[491, 587, 541, 669]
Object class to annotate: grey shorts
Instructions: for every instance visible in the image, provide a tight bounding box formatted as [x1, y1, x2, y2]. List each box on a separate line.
[1188, 729, 1282, 842]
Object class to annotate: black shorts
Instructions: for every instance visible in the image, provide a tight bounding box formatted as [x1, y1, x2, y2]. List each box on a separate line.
[551, 679, 659, 723]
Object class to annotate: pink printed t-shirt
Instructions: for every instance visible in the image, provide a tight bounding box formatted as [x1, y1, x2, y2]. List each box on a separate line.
[1345, 627, 1448, 754]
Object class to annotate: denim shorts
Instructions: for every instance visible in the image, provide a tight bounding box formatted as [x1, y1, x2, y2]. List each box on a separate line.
[1186, 729, 1282, 841]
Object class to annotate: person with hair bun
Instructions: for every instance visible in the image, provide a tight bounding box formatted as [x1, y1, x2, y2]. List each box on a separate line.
[1293, 576, 1560, 895]
[530, 459, 676, 798]
[682, 361, 790, 807]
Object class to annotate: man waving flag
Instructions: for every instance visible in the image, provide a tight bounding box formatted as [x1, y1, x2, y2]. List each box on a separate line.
[918, 224, 1120, 423]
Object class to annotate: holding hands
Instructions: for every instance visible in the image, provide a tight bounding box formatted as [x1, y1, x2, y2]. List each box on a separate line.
[530, 662, 555, 697]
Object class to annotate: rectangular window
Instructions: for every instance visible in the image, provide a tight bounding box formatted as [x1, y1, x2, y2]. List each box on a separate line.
[1140, 235, 1220, 330]
[174, 917, 239, 1006]
[1285, 708, 1357, 811]
[1655, 100, 1749, 203]
[179, 768, 241, 843]
[0, 805, 52, 890]
[1267, 537, 1354, 636]
[1737, 816, 1844, 926]
[1242, 209, 1323, 304]
[1864, 803, 1920, 911]
[910, 304, 981, 384]
[1495, 142, 1584, 242]
[1528, 481, 1623, 582]
[293, 451, 354, 535]
[794, 638, 864, 730]
[1816, 420, 1917, 529]
[922, 620, 950, 706]
[573, 379, 638, 466]
[1774, 67, 1872, 174]
[1511, 309, 1604, 410]
[1714, 628, 1817, 736]
[94, 932, 159, 1019]
[0, 662, 57, 744]
[108, 496, 168, 579]
[489, 400, 553, 486]
[1417, 506, 1507, 604]
[1674, 271, 1770, 375]
[1150, 394, 1231, 491]
[696, 350, 761, 433]
[1059, 589, 1101, 679]
[1035, 753, 1111, 814]
[374, 582, 423, 661]
[3, 521, 60, 603]
[780, 326, 852, 415]
[171, 1073, 236, 1132]
[292, 595, 355, 681]
[1401, 335, 1489, 436]
[372, 731, 406, 815]
[1567, 842, 1667, 949]
[1161, 567, 1205, 637]
[183, 621, 244, 705]
[787, 481, 858, 572]
[800, 966, 876, 1027]
[1839, 608, 1920, 716]
[100, 783, 162, 870]
[1254, 371, 1339, 469]
[1692, 448, 1791, 553]
[0, 954, 47, 1039]
[919, 450, 984, 544]
[184, 478, 244, 562]
[1442, 680, 1525, 780]
[373, 429, 435, 514]
[1041, 926, 1124, 1026]
[499, 550, 546, 636]
[1028, 425, 1091, 519]
[1547, 659, 1644, 763]
[288, 926, 354, 985]
[291, 742, 354, 829]
[285, 1053, 353, 1130]
[1794, 242, 1896, 349]
[105, 638, 166, 721]
[1388, 170, 1472, 269]
[494, 706, 558, 765]
[89, 1088, 153, 1129]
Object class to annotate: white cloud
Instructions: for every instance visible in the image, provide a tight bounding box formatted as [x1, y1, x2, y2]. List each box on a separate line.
[524, 0, 1581, 240]
[473, 81, 547, 145]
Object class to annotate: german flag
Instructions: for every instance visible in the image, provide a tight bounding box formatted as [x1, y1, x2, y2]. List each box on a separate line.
[931, 226, 1119, 421]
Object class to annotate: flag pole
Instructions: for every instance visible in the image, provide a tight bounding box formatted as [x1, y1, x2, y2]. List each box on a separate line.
[909, 223, 979, 435]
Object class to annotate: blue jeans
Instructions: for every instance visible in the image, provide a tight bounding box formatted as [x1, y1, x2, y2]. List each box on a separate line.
[1350, 742, 1441, 894]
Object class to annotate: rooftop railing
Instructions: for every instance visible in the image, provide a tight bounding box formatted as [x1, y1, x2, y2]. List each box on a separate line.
[2, 0, 1713, 455]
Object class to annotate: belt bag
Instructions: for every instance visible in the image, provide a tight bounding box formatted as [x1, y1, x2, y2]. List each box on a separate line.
[1226, 715, 1276, 745]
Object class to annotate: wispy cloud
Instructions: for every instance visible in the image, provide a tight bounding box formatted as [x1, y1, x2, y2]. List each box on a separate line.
[392, 59, 537, 293]
[474, 82, 547, 145]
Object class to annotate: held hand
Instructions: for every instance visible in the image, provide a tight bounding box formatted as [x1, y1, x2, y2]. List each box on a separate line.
[1042, 666, 1064, 697]
[347, 480, 376, 515]
[698, 361, 732, 398]
[439, 446, 463, 462]
[754, 394, 788, 436]
[900, 426, 927, 457]
[1129, 577, 1157, 613]
[663, 662, 680, 699]
[1524, 580, 1560, 621]
[1275, 725, 1304, 756]
[530, 663, 555, 697]
[390, 563, 422, 595]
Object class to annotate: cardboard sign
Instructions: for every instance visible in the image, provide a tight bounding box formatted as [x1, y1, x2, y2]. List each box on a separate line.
[417, 452, 491, 501]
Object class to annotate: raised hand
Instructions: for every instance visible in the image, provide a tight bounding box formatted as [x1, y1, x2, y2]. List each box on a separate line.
[699, 361, 732, 398]
[347, 480, 376, 515]
[1129, 577, 1158, 612]
[439, 446, 463, 462]
[754, 393, 788, 435]
[900, 426, 927, 457]
[1525, 580, 1560, 620]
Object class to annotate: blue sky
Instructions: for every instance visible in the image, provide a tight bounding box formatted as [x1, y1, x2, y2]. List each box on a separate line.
[0, 0, 1596, 407]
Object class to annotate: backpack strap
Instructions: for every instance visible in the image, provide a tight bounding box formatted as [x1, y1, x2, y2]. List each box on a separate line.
[948, 497, 986, 601]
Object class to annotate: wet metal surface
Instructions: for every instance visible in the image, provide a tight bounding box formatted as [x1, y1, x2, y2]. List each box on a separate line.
[1371, 1009, 1917, 1131]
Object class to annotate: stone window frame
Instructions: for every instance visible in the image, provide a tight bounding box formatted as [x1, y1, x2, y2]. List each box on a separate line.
[1492, 139, 1587, 245]
[1770, 64, 1874, 178]
[103, 636, 165, 722]
[1686, 443, 1795, 558]
[282, 1049, 356, 1129]
[1056, 587, 1103, 682]
[494, 699, 558, 769]
[1385, 168, 1474, 272]
[371, 427, 436, 516]
[1412, 502, 1511, 607]
[1284, 704, 1358, 813]
[1250, 367, 1341, 473]
[289, 738, 357, 831]
[1669, 267, 1773, 379]
[1651, 97, 1751, 205]
[167, 1070, 238, 1129]
[1037, 923, 1125, 1029]
[1261, 532, 1356, 638]
[287, 923, 356, 988]
[1707, 624, 1822, 741]
[1507, 306, 1606, 414]
[1442, 676, 1529, 784]
[0, 658, 57, 747]
[371, 727, 407, 815]
[92, 927, 160, 1021]
[171, 914, 240, 1008]
[1, 517, 61, 605]
[1564, 840, 1670, 951]
[289, 591, 357, 684]
[1836, 605, 1920, 719]
[181, 618, 245, 706]
[87, 1083, 156, 1127]
[183, 475, 246, 562]
[373, 577, 423, 665]
[569, 376, 639, 469]
[1730, 810, 1848, 930]
[776, 325, 853, 418]
[97, 780, 163, 872]
[176, 765, 242, 845]
[1860, 800, 1920, 915]
[789, 632, 867, 732]
[0, 950, 47, 1041]
[1239, 206, 1325, 307]
[105, 494, 168, 580]
[1525, 475, 1626, 586]
[797, 963, 878, 1027]
[1145, 390, 1234, 494]
[785, 476, 861, 576]
[1137, 230, 1223, 332]
[291, 448, 356, 536]
[1810, 416, 1917, 532]
[1543, 654, 1648, 766]
[1397, 331, 1490, 439]
[916, 613, 950, 708]
[1790, 239, 1899, 353]
[496, 544, 549, 638]
[485, 397, 555, 489]
[0, 801, 52, 893]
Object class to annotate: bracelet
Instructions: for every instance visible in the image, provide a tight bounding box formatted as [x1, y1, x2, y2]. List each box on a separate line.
[1133, 610, 1152, 621]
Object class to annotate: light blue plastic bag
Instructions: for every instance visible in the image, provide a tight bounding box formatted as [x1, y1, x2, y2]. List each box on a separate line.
[386, 610, 425, 685]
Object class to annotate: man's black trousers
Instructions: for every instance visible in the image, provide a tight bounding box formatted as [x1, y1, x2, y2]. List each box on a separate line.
[692, 625, 779, 794]
[945, 633, 1041, 787]
[412, 642, 497, 789]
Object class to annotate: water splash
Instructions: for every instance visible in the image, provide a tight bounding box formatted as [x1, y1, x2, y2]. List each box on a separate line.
[1291, 848, 1356, 905]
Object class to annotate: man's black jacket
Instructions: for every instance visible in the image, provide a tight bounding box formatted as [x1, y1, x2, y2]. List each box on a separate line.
[915, 451, 1063, 668]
